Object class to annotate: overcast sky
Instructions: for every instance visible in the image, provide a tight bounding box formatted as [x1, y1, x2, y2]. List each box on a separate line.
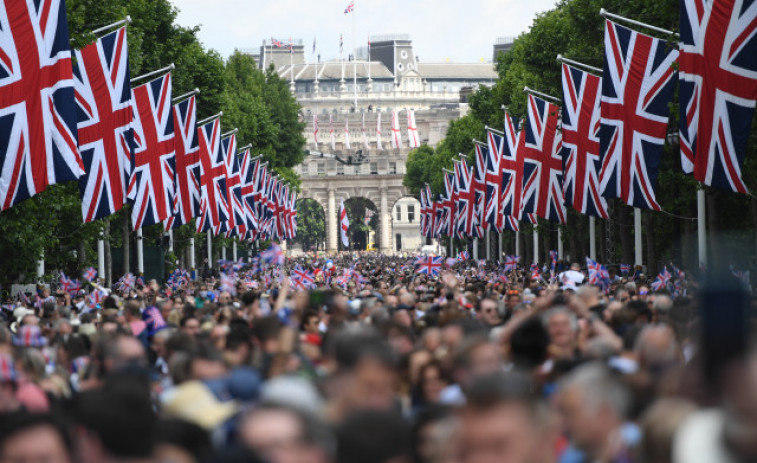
[171, 0, 558, 64]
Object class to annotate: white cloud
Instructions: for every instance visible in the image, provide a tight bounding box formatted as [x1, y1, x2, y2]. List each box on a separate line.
[171, 0, 557, 63]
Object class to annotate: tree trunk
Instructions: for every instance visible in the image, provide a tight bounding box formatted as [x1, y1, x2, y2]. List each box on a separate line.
[618, 206, 633, 265]
[77, 241, 86, 270]
[645, 212, 657, 275]
[104, 219, 112, 287]
[122, 213, 130, 275]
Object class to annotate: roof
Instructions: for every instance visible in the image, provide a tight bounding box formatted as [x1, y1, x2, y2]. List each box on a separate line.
[415, 63, 497, 79]
[276, 61, 497, 82]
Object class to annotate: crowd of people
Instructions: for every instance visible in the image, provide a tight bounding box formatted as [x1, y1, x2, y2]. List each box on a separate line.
[0, 251, 755, 463]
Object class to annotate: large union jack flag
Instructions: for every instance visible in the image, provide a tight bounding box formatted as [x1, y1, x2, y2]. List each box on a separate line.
[454, 158, 477, 238]
[679, 0, 757, 193]
[127, 73, 175, 230]
[599, 20, 678, 211]
[165, 95, 200, 230]
[472, 144, 487, 238]
[239, 150, 260, 239]
[561, 63, 609, 219]
[519, 94, 566, 224]
[219, 134, 244, 237]
[498, 114, 523, 231]
[74, 27, 132, 223]
[196, 118, 227, 234]
[0, 0, 83, 211]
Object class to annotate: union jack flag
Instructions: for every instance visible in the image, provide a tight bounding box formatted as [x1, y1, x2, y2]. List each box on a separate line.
[620, 263, 631, 275]
[586, 257, 609, 287]
[519, 94, 566, 224]
[473, 144, 487, 237]
[220, 134, 245, 237]
[599, 20, 678, 211]
[503, 255, 520, 272]
[414, 256, 443, 277]
[82, 267, 97, 282]
[651, 266, 672, 291]
[561, 63, 608, 218]
[74, 27, 132, 223]
[239, 151, 260, 238]
[165, 95, 200, 230]
[142, 305, 166, 334]
[196, 118, 227, 233]
[457, 250, 470, 261]
[454, 158, 477, 238]
[219, 271, 237, 296]
[679, 0, 757, 194]
[0, 0, 83, 211]
[486, 119, 521, 232]
[344, 1, 354, 14]
[549, 250, 558, 270]
[127, 73, 175, 230]
[291, 265, 315, 290]
[530, 263, 541, 280]
[443, 171, 457, 237]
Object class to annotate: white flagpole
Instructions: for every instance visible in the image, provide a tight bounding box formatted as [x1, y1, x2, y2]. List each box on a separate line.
[189, 237, 195, 276]
[131, 63, 174, 85]
[697, 189, 707, 268]
[37, 250, 44, 278]
[352, 4, 357, 110]
[634, 208, 643, 267]
[207, 230, 213, 268]
[168, 229, 173, 253]
[486, 228, 491, 260]
[136, 228, 144, 274]
[221, 245, 226, 261]
[533, 230, 539, 264]
[599, 8, 679, 37]
[589, 216, 597, 260]
[233, 241, 238, 261]
[558, 228, 564, 261]
[97, 236, 105, 280]
[473, 238, 479, 260]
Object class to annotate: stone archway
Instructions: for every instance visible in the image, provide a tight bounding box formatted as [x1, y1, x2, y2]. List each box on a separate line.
[299, 175, 408, 252]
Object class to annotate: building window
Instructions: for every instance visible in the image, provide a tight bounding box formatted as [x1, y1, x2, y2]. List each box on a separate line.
[408, 205, 415, 222]
[336, 163, 344, 175]
[317, 163, 325, 175]
[370, 162, 378, 174]
[389, 162, 397, 174]
[395, 206, 402, 221]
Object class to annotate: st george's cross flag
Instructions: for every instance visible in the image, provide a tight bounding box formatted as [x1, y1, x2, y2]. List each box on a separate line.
[312, 114, 319, 149]
[340, 199, 349, 247]
[679, 0, 757, 194]
[0, 0, 83, 211]
[74, 26, 132, 223]
[196, 118, 227, 234]
[343, 118, 351, 150]
[407, 109, 420, 148]
[519, 94, 566, 224]
[561, 63, 608, 219]
[599, 20, 678, 211]
[362, 112, 370, 150]
[165, 94, 200, 230]
[127, 73, 175, 230]
[390, 109, 402, 149]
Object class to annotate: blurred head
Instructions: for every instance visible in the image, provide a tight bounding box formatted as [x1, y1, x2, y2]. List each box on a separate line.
[460, 371, 553, 463]
[543, 307, 577, 350]
[556, 363, 629, 457]
[336, 410, 411, 463]
[477, 298, 501, 327]
[0, 412, 73, 463]
[238, 404, 333, 463]
[180, 315, 201, 337]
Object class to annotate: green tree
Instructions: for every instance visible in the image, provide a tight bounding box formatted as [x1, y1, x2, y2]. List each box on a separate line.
[293, 199, 325, 251]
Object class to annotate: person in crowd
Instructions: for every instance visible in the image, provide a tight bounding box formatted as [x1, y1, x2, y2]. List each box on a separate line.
[0, 250, 749, 463]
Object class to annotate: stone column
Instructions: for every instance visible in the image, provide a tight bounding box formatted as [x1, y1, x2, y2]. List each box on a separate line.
[379, 188, 391, 252]
[327, 189, 338, 252]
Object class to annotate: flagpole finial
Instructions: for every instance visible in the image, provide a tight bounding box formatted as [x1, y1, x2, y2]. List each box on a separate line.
[556, 53, 564, 61]
[599, 8, 607, 17]
[125, 15, 132, 24]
